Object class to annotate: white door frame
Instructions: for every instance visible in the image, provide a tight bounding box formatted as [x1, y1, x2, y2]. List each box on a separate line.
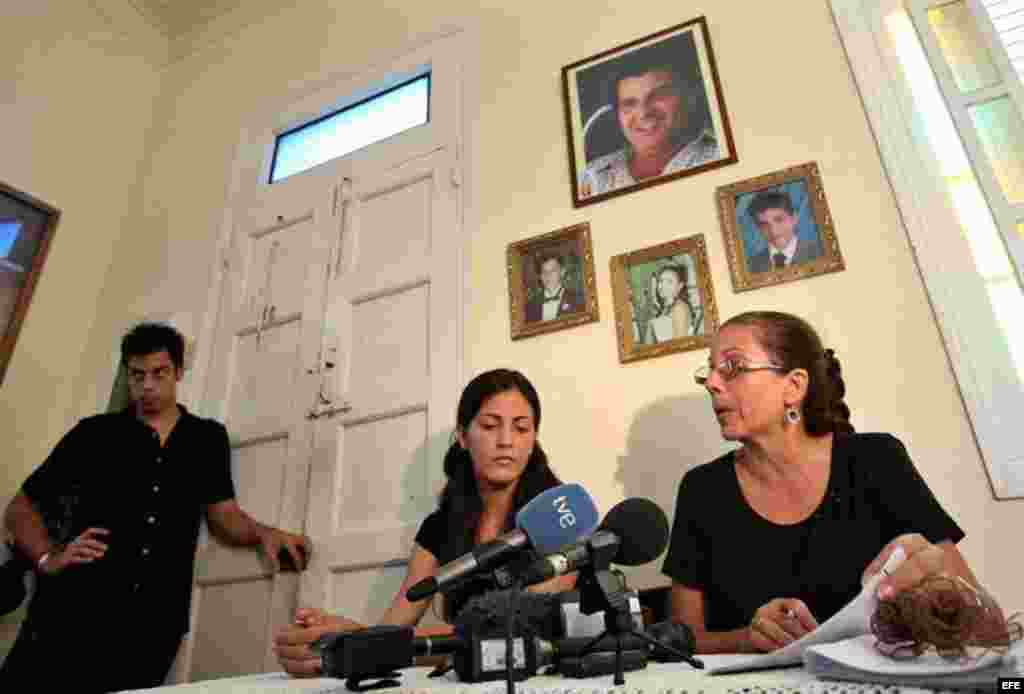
[176, 28, 474, 682]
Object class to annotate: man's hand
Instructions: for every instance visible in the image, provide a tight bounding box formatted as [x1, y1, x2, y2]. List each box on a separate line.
[259, 527, 311, 573]
[274, 607, 365, 677]
[42, 528, 110, 575]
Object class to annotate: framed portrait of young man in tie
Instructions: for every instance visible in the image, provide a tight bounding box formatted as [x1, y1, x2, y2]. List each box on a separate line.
[507, 222, 600, 340]
[716, 161, 846, 292]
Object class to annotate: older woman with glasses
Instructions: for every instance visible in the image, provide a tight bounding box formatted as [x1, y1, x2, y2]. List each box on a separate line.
[663, 311, 979, 654]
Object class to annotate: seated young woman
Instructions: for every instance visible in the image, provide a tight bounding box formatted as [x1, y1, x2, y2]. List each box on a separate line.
[275, 369, 576, 676]
[664, 311, 979, 654]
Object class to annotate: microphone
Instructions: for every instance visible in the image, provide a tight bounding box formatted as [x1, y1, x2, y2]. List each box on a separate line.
[406, 483, 599, 602]
[517, 498, 669, 586]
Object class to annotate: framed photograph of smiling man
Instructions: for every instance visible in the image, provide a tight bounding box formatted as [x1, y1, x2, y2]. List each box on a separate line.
[610, 234, 719, 364]
[508, 222, 600, 340]
[716, 161, 845, 293]
[562, 16, 738, 207]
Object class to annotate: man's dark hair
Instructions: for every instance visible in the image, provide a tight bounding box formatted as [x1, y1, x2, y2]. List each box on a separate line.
[534, 251, 564, 277]
[747, 190, 795, 222]
[598, 33, 711, 150]
[121, 322, 186, 370]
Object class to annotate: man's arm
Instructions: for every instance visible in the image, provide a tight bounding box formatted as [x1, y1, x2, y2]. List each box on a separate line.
[5, 493, 53, 567]
[206, 499, 310, 572]
[4, 493, 108, 575]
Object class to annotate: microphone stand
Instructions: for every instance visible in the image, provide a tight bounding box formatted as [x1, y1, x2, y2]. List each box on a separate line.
[576, 561, 702, 685]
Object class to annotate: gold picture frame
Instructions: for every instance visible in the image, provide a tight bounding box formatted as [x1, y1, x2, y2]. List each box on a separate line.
[716, 161, 845, 292]
[610, 234, 718, 363]
[508, 222, 600, 341]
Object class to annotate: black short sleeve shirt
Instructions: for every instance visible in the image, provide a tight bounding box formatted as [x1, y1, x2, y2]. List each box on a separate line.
[414, 508, 538, 622]
[22, 406, 236, 635]
[661, 433, 964, 631]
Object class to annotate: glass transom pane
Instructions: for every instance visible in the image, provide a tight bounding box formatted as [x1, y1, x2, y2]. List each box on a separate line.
[929, 0, 1001, 92]
[270, 74, 430, 183]
[968, 95, 1024, 204]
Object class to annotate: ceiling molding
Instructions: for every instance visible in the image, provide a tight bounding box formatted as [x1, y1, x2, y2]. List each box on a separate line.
[87, 0, 171, 66]
[127, 0, 246, 40]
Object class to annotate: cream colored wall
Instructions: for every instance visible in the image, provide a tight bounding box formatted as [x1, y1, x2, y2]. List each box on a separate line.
[62, 0, 1024, 633]
[0, 0, 166, 656]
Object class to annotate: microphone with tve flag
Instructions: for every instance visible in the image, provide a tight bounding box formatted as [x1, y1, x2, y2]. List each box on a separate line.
[406, 483, 599, 602]
[516, 497, 670, 587]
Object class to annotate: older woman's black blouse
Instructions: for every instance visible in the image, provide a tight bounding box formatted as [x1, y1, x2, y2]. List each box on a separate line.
[662, 433, 964, 631]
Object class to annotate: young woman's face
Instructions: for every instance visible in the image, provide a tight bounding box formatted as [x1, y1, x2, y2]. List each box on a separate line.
[658, 269, 683, 304]
[457, 389, 537, 493]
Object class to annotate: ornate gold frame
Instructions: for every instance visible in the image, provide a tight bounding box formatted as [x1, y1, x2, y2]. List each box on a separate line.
[610, 234, 718, 364]
[507, 222, 600, 340]
[716, 161, 845, 292]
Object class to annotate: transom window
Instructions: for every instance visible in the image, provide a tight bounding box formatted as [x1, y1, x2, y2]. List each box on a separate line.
[269, 73, 431, 183]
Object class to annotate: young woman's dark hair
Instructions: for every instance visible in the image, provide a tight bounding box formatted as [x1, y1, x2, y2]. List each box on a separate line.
[121, 322, 186, 370]
[721, 311, 854, 437]
[654, 264, 692, 317]
[435, 369, 560, 618]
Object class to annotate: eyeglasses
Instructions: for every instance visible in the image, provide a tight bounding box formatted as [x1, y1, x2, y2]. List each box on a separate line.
[694, 359, 785, 385]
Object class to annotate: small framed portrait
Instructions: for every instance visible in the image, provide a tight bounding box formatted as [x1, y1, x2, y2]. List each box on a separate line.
[562, 16, 738, 208]
[1, 181, 60, 385]
[508, 222, 599, 340]
[716, 161, 845, 292]
[610, 234, 719, 364]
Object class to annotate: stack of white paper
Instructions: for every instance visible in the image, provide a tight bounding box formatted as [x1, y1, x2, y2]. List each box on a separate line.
[804, 633, 1021, 688]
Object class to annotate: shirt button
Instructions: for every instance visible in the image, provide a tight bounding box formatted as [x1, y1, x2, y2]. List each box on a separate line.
[147, 515, 156, 524]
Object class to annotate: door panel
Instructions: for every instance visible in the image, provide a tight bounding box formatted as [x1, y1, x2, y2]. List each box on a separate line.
[187, 166, 337, 680]
[301, 149, 460, 625]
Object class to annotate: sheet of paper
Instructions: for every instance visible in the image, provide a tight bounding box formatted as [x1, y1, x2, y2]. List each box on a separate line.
[804, 633, 1004, 676]
[706, 546, 904, 674]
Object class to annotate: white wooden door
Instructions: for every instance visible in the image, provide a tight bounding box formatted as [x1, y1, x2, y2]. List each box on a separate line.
[181, 33, 466, 680]
[185, 165, 339, 682]
[300, 147, 461, 627]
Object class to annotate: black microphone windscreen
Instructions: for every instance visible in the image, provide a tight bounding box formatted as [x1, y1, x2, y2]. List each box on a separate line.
[454, 589, 564, 642]
[599, 497, 669, 566]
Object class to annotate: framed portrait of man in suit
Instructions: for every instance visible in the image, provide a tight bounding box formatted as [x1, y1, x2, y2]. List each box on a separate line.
[609, 234, 719, 364]
[507, 222, 599, 340]
[716, 161, 845, 292]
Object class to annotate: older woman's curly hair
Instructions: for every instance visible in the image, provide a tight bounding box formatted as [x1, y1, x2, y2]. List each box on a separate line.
[871, 574, 1022, 661]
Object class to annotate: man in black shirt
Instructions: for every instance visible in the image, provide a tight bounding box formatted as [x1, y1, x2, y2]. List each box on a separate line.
[1, 322, 311, 692]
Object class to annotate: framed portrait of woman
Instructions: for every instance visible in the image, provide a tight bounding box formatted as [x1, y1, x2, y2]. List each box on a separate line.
[610, 234, 718, 363]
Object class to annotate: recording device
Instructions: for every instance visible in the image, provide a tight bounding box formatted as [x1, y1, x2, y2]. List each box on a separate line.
[518, 497, 670, 587]
[405, 483, 599, 602]
[313, 616, 690, 686]
[313, 588, 699, 687]
[558, 589, 643, 638]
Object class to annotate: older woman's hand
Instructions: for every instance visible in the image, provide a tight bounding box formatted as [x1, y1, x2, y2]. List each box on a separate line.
[273, 607, 365, 677]
[747, 598, 819, 652]
[862, 534, 949, 601]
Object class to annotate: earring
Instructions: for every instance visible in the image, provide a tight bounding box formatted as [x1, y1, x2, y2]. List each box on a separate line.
[784, 406, 801, 425]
